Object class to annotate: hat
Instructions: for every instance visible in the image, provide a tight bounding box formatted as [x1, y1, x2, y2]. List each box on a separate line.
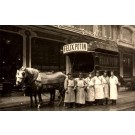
[96, 71, 100, 73]
[104, 70, 107, 73]
[79, 72, 83, 75]
[110, 70, 114, 73]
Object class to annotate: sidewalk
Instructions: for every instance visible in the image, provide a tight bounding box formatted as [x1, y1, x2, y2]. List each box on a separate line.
[0, 92, 51, 109]
[0, 90, 135, 110]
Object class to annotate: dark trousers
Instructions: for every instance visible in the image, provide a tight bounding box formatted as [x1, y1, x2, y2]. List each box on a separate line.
[86, 101, 95, 106]
[111, 100, 116, 105]
[95, 99, 104, 105]
[65, 102, 75, 108]
[105, 98, 108, 105]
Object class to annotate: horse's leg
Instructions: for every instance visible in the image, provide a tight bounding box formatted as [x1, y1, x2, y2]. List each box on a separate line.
[38, 89, 43, 104]
[52, 89, 55, 105]
[30, 91, 33, 108]
[57, 88, 64, 106]
[49, 89, 53, 104]
[37, 86, 43, 109]
[34, 92, 37, 106]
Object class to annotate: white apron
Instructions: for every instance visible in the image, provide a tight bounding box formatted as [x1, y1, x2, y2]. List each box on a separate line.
[109, 76, 118, 100]
[85, 77, 95, 101]
[64, 78, 75, 103]
[93, 76, 104, 99]
[75, 78, 86, 104]
[101, 76, 110, 98]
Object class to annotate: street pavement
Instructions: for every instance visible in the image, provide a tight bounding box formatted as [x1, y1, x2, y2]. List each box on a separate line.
[0, 90, 135, 111]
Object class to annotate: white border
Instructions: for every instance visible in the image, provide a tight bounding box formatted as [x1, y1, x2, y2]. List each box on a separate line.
[0, 0, 135, 135]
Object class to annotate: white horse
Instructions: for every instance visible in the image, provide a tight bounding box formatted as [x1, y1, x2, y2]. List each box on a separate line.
[16, 68, 66, 108]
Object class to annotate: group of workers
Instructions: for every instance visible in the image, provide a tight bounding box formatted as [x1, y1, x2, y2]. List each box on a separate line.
[64, 70, 120, 108]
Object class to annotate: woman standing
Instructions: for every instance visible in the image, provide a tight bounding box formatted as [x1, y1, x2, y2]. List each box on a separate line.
[64, 73, 76, 108]
[75, 73, 86, 107]
[85, 72, 95, 106]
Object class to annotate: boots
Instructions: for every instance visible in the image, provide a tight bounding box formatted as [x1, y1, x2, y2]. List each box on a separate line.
[65, 103, 70, 108]
[105, 98, 108, 105]
[111, 100, 116, 105]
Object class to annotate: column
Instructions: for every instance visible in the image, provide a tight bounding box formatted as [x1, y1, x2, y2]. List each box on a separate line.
[22, 34, 26, 67]
[25, 30, 31, 67]
[93, 25, 98, 36]
[120, 51, 123, 77]
[66, 55, 71, 74]
[133, 54, 135, 76]
[20, 30, 32, 68]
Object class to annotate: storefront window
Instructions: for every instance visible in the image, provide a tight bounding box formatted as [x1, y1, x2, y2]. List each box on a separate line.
[99, 54, 118, 67]
[122, 27, 132, 43]
[98, 25, 102, 37]
[68, 53, 94, 73]
[80, 25, 93, 33]
[31, 38, 65, 72]
[0, 31, 23, 82]
[123, 54, 133, 77]
[104, 25, 111, 38]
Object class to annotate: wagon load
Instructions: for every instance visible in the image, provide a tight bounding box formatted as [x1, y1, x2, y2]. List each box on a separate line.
[39, 72, 66, 85]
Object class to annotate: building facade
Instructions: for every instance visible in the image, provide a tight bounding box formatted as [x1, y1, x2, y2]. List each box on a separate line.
[0, 25, 135, 84]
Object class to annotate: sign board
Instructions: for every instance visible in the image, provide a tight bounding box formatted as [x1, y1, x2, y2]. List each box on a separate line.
[63, 43, 88, 54]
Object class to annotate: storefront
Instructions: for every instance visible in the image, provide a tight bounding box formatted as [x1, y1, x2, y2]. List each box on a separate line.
[119, 46, 135, 80]
[0, 30, 23, 83]
[63, 41, 119, 77]
[31, 37, 65, 72]
[0, 25, 67, 84]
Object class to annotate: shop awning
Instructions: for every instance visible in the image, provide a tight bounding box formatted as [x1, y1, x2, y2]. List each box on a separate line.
[88, 40, 119, 53]
[63, 40, 119, 54]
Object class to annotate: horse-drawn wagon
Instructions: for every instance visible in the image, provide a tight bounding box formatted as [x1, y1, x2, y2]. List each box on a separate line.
[16, 68, 66, 108]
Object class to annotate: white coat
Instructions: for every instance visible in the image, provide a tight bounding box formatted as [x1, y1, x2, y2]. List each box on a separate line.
[93, 76, 104, 99]
[109, 75, 118, 100]
[101, 75, 110, 98]
[75, 78, 86, 104]
[85, 77, 95, 101]
[64, 78, 75, 103]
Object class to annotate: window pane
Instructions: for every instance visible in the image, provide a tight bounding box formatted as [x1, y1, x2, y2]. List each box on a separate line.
[104, 25, 110, 38]
[31, 38, 65, 72]
[98, 25, 102, 37]
[122, 28, 132, 43]
[80, 25, 93, 32]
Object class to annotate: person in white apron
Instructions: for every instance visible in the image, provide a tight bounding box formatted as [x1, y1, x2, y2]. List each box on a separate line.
[64, 73, 76, 108]
[85, 72, 95, 106]
[93, 71, 104, 105]
[101, 71, 110, 105]
[109, 71, 119, 105]
[75, 73, 86, 107]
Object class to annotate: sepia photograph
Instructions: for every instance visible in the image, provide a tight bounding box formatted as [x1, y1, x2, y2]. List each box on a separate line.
[1, 1, 135, 135]
[0, 25, 135, 111]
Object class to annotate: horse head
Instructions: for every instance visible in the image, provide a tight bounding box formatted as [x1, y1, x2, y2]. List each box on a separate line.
[16, 69, 25, 86]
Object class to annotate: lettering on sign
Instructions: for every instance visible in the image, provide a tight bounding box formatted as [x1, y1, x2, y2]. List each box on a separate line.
[63, 43, 88, 54]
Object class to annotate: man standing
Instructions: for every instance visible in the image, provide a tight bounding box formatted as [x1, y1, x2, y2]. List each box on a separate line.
[64, 73, 76, 108]
[93, 71, 104, 105]
[85, 72, 95, 106]
[75, 73, 86, 107]
[109, 71, 119, 105]
[101, 71, 110, 105]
